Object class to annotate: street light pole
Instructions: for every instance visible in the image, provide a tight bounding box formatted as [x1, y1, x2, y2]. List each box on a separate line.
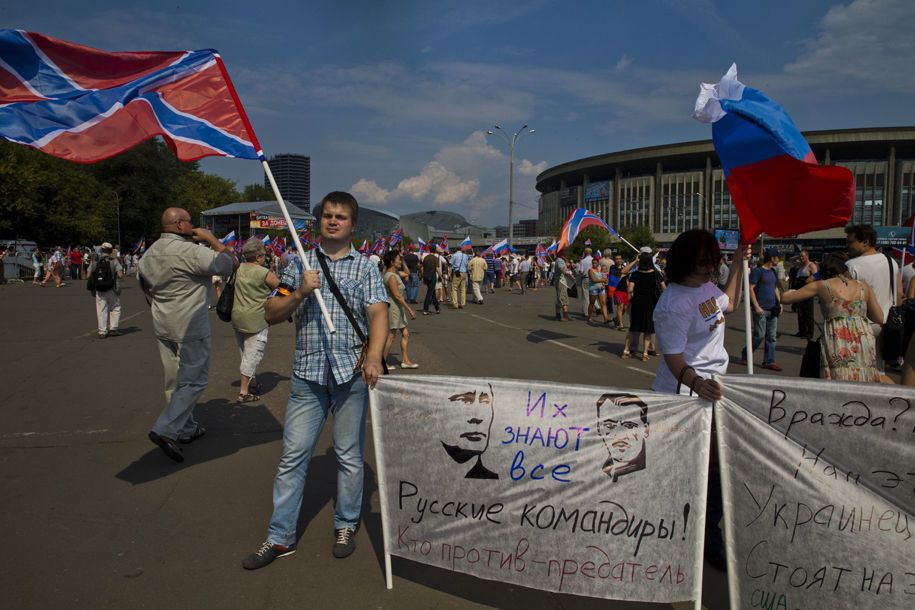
[487, 124, 535, 247]
[113, 190, 121, 251]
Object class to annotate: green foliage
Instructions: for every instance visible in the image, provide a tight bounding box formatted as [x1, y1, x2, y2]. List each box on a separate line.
[567, 225, 613, 260]
[0, 139, 241, 247]
[241, 183, 273, 201]
[619, 224, 657, 251]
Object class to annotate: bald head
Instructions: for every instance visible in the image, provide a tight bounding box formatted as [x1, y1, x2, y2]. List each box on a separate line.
[161, 207, 191, 229]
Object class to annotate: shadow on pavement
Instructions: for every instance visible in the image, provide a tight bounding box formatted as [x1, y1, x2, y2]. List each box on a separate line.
[525, 329, 574, 343]
[591, 340, 625, 356]
[115, 398, 282, 485]
[229, 371, 290, 396]
[115, 325, 142, 336]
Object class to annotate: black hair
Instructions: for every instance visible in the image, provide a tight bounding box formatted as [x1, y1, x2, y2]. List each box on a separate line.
[665, 229, 721, 284]
[596, 393, 648, 425]
[318, 191, 359, 225]
[637, 252, 653, 270]
[819, 252, 849, 280]
[845, 224, 877, 247]
[382, 250, 400, 269]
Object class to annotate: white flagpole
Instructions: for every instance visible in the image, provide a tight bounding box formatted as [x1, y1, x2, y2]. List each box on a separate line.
[742, 258, 754, 374]
[262, 160, 336, 334]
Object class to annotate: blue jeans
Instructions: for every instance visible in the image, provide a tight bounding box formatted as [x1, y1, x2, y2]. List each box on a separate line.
[267, 373, 368, 545]
[742, 309, 779, 365]
[405, 272, 420, 302]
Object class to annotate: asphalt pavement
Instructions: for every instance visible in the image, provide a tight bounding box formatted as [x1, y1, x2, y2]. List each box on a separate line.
[0, 276, 841, 609]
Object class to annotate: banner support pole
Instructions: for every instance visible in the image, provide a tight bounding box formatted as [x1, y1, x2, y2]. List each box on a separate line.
[262, 160, 336, 334]
[368, 392, 394, 589]
[742, 258, 754, 374]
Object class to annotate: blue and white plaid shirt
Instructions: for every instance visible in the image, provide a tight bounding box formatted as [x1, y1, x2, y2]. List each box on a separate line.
[277, 246, 388, 386]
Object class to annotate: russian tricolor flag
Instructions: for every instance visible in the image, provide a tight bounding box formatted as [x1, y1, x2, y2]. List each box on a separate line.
[459, 236, 472, 251]
[694, 64, 854, 244]
[220, 231, 237, 247]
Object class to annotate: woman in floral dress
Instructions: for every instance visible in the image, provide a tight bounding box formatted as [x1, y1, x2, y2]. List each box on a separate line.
[782, 252, 883, 382]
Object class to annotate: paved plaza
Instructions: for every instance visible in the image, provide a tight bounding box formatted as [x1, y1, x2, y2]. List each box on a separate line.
[0, 277, 848, 608]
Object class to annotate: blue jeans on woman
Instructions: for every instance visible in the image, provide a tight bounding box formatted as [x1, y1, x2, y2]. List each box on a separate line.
[742, 309, 779, 365]
[267, 373, 368, 546]
[405, 272, 420, 302]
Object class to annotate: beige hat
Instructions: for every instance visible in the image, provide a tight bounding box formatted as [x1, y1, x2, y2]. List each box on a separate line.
[101, 242, 113, 249]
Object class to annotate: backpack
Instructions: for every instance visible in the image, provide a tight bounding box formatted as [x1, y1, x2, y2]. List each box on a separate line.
[87, 258, 115, 292]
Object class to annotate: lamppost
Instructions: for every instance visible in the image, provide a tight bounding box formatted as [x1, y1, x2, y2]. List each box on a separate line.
[487, 124, 535, 246]
[112, 190, 121, 251]
[695, 191, 707, 228]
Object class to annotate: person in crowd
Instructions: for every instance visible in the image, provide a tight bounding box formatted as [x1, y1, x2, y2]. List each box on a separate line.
[0, 246, 7, 285]
[382, 250, 418, 368]
[231, 240, 280, 403]
[651, 230, 747, 572]
[403, 245, 420, 304]
[450, 246, 469, 308]
[242, 191, 388, 569]
[69, 246, 82, 280]
[31, 248, 43, 285]
[437, 250, 450, 304]
[740, 248, 783, 371]
[482, 252, 496, 293]
[554, 254, 574, 321]
[577, 248, 593, 316]
[902, 259, 915, 296]
[623, 253, 665, 361]
[468, 250, 487, 305]
[791, 249, 818, 339]
[717, 254, 729, 290]
[587, 256, 611, 325]
[610, 254, 634, 331]
[515, 255, 531, 295]
[901, 278, 915, 386]
[87, 242, 124, 338]
[422, 246, 442, 315]
[782, 252, 882, 382]
[494, 255, 505, 289]
[41, 246, 66, 287]
[138, 208, 234, 462]
[845, 224, 901, 379]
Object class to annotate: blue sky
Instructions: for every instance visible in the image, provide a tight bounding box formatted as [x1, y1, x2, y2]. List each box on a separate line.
[7, 0, 914, 226]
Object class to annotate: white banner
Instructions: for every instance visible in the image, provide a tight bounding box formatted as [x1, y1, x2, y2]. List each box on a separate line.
[370, 375, 711, 603]
[717, 375, 915, 610]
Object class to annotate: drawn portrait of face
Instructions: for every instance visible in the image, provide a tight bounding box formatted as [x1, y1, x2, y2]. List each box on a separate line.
[440, 384, 498, 479]
[596, 393, 650, 482]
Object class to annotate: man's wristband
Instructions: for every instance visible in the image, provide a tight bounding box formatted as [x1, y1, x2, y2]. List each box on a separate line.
[689, 376, 703, 392]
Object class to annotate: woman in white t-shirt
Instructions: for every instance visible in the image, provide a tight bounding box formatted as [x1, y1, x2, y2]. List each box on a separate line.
[652, 230, 748, 400]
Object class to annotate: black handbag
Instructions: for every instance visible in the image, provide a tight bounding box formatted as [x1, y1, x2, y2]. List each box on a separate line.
[799, 339, 822, 378]
[566, 282, 579, 299]
[880, 254, 905, 361]
[215, 269, 236, 323]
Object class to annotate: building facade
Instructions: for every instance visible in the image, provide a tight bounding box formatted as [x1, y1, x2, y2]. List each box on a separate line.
[536, 127, 915, 246]
[264, 153, 311, 209]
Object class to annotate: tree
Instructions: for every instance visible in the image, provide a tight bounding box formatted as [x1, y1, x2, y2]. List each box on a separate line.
[241, 183, 273, 201]
[618, 224, 656, 252]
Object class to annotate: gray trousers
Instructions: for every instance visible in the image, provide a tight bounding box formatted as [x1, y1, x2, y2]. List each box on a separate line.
[152, 336, 211, 439]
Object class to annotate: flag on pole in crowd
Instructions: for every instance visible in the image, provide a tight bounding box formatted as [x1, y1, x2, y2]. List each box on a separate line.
[388, 228, 404, 247]
[261, 235, 271, 246]
[605, 273, 621, 297]
[535, 242, 546, 263]
[416, 237, 427, 252]
[371, 237, 386, 255]
[584, 238, 592, 245]
[132, 238, 146, 254]
[545, 240, 558, 255]
[556, 208, 613, 252]
[0, 30, 263, 163]
[459, 236, 472, 251]
[481, 245, 495, 258]
[220, 231, 237, 247]
[358, 240, 369, 255]
[440, 234, 450, 254]
[492, 238, 510, 254]
[594, 249, 601, 259]
[694, 63, 854, 244]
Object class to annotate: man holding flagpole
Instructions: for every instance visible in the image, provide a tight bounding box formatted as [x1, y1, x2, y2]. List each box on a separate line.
[243, 191, 389, 569]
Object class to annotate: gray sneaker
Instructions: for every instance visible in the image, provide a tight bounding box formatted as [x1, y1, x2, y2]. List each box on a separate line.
[332, 527, 357, 559]
[242, 541, 296, 570]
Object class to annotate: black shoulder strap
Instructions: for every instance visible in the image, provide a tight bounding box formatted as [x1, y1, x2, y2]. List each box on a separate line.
[885, 253, 896, 304]
[315, 251, 366, 343]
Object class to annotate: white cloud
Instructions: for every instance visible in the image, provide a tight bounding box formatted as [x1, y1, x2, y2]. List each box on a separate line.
[349, 131, 546, 224]
[783, 0, 915, 93]
[615, 53, 633, 71]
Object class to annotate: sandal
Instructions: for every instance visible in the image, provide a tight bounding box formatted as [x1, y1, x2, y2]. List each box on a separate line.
[641, 354, 649, 362]
[237, 393, 261, 403]
[621, 350, 631, 360]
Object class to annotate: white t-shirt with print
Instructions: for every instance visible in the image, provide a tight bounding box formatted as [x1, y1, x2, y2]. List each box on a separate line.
[652, 282, 730, 394]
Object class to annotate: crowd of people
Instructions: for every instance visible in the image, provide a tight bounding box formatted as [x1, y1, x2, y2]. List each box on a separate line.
[7, 190, 915, 574]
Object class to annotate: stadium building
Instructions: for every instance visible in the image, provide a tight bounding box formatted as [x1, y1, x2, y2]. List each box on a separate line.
[536, 127, 915, 247]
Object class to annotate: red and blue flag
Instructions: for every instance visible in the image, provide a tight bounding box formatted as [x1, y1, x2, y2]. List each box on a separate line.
[388, 228, 404, 247]
[492, 239, 510, 255]
[357, 239, 368, 255]
[219, 230, 237, 248]
[371, 237, 386, 255]
[694, 63, 853, 244]
[0, 30, 262, 163]
[557, 208, 612, 252]
[459, 236, 472, 252]
[416, 237, 427, 252]
[440, 234, 449, 254]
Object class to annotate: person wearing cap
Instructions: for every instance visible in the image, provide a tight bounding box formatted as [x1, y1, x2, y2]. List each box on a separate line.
[138, 208, 234, 462]
[88, 242, 125, 338]
[740, 247, 783, 371]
